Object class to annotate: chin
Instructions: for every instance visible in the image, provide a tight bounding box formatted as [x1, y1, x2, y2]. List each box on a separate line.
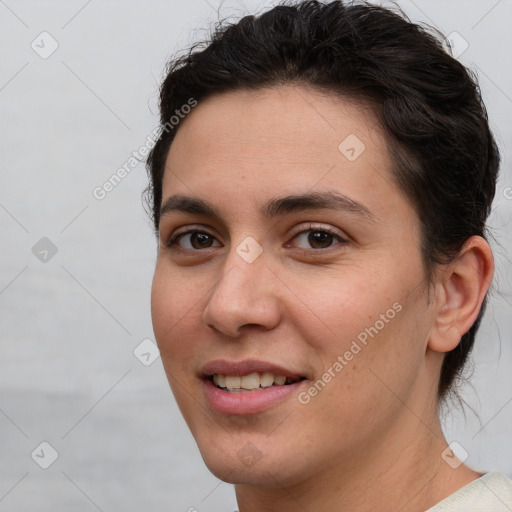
[196, 436, 308, 487]
[203, 456, 297, 487]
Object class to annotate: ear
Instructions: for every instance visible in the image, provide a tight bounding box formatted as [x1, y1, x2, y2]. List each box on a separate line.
[428, 236, 494, 353]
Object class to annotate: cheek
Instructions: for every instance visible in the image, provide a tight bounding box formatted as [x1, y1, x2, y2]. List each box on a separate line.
[288, 263, 429, 398]
[280, 264, 397, 354]
[150, 264, 204, 366]
[150, 265, 209, 428]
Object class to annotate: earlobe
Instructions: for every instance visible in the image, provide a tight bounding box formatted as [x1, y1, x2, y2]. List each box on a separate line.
[428, 236, 494, 354]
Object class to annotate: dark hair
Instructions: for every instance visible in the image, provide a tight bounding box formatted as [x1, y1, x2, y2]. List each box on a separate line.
[145, 0, 500, 399]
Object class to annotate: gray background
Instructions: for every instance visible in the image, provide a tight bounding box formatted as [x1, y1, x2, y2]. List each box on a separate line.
[0, 0, 511, 510]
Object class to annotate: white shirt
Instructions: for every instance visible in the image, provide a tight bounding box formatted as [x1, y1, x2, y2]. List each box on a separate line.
[426, 471, 512, 511]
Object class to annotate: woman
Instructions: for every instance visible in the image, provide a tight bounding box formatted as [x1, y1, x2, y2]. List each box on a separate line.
[145, 1, 512, 510]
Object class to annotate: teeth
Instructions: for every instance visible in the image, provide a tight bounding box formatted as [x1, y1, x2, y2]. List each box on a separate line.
[224, 376, 241, 389]
[240, 373, 260, 390]
[274, 375, 286, 386]
[212, 372, 298, 391]
[260, 372, 274, 388]
[215, 374, 226, 388]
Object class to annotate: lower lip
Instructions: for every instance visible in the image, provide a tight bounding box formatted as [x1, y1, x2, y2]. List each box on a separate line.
[203, 378, 305, 415]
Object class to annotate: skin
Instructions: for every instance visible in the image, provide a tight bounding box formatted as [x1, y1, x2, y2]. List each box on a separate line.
[151, 85, 494, 511]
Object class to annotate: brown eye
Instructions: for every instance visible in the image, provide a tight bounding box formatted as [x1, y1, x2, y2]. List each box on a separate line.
[290, 227, 346, 250]
[307, 231, 334, 249]
[168, 230, 221, 250]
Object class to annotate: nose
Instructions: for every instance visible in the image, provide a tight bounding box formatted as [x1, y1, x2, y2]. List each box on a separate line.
[202, 246, 281, 338]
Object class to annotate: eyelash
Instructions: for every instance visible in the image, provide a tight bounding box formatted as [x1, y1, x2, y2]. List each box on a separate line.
[165, 224, 347, 253]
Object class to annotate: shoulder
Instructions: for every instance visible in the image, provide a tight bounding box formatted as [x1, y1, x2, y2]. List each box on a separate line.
[426, 471, 512, 512]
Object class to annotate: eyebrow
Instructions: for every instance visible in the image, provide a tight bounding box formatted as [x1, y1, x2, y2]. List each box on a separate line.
[159, 191, 375, 224]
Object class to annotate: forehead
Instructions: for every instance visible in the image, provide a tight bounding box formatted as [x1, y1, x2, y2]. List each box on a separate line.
[168, 85, 388, 163]
[162, 85, 401, 221]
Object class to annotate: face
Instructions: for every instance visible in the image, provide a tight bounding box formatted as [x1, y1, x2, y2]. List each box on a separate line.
[151, 85, 438, 487]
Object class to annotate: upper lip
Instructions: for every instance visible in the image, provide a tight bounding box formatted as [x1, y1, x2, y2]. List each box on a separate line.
[200, 359, 307, 379]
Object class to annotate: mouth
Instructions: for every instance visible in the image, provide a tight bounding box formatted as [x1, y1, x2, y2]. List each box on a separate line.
[209, 372, 306, 393]
[200, 359, 309, 414]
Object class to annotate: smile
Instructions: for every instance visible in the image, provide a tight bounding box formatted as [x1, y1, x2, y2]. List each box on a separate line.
[211, 372, 304, 392]
[200, 359, 309, 414]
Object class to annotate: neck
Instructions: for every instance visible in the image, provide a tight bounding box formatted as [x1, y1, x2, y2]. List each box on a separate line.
[235, 405, 479, 512]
